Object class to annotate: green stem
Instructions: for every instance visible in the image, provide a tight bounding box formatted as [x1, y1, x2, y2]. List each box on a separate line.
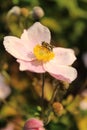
[41, 73, 45, 119]
[44, 84, 58, 125]
[49, 85, 58, 105]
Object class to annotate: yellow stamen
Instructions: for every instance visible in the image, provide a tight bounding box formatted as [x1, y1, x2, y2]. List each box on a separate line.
[34, 44, 54, 62]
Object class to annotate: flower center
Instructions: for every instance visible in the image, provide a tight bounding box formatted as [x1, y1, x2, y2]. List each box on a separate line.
[33, 43, 54, 62]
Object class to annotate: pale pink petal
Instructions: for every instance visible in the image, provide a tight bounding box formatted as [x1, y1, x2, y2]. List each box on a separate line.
[17, 59, 45, 73]
[21, 30, 34, 52]
[26, 22, 51, 49]
[0, 74, 11, 99]
[24, 118, 43, 128]
[44, 62, 77, 83]
[53, 47, 76, 65]
[50, 73, 70, 83]
[3, 36, 35, 61]
[24, 118, 45, 130]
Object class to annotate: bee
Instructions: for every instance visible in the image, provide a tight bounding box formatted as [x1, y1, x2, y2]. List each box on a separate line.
[42, 41, 54, 51]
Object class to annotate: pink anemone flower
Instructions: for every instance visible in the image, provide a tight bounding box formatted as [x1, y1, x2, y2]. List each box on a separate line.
[1, 123, 14, 130]
[0, 73, 11, 99]
[3, 22, 77, 83]
[24, 118, 45, 130]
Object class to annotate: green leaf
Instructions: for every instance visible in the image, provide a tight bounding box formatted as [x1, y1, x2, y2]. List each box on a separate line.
[47, 122, 67, 130]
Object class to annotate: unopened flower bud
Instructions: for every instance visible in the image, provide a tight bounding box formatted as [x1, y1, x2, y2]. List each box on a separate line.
[24, 118, 45, 130]
[32, 6, 44, 20]
[52, 102, 64, 116]
[7, 6, 21, 18]
[79, 98, 87, 110]
[81, 89, 87, 97]
[21, 8, 29, 17]
[82, 53, 87, 68]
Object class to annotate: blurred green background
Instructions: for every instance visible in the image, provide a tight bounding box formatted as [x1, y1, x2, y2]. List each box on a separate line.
[0, 0, 87, 130]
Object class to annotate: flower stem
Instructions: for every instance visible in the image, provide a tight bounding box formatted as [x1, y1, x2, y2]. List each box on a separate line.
[41, 73, 45, 119]
[49, 85, 58, 106]
[44, 84, 58, 125]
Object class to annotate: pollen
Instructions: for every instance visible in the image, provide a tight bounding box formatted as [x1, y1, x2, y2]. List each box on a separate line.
[33, 44, 55, 62]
